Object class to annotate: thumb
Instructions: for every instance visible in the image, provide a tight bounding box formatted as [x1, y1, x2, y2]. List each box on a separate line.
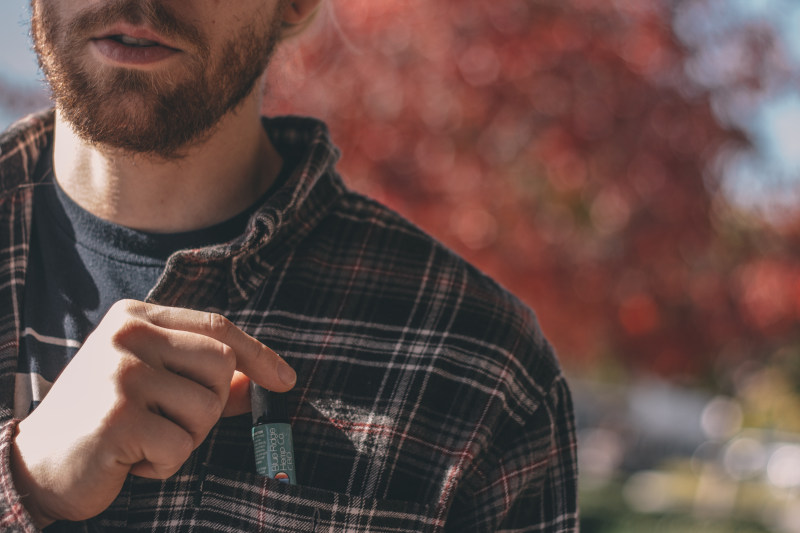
[222, 371, 251, 417]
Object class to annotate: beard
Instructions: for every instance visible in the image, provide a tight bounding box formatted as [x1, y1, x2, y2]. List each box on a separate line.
[30, 0, 284, 159]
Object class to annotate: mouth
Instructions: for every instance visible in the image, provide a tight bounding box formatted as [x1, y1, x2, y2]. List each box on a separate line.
[94, 23, 181, 47]
[91, 28, 182, 66]
[105, 34, 165, 48]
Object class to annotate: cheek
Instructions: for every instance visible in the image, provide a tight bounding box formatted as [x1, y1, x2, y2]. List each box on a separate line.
[43, 0, 87, 21]
[31, 0, 82, 45]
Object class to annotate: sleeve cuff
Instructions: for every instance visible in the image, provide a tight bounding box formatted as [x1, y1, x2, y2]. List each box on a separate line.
[0, 419, 41, 533]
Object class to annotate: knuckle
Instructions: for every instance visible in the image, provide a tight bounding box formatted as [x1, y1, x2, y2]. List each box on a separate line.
[159, 433, 194, 476]
[219, 343, 237, 373]
[109, 318, 152, 350]
[201, 389, 224, 420]
[112, 357, 147, 391]
[103, 398, 135, 438]
[153, 459, 185, 480]
[110, 299, 144, 318]
[207, 312, 234, 340]
[176, 431, 195, 458]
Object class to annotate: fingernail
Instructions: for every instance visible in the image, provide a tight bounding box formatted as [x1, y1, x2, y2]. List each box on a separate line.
[278, 361, 297, 387]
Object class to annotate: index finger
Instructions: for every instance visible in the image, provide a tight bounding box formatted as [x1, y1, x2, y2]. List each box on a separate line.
[130, 301, 297, 392]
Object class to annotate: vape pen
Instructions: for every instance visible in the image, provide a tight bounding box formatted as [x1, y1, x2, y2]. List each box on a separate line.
[251, 381, 297, 484]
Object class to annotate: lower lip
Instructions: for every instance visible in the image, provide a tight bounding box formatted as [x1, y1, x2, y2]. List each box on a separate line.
[92, 38, 179, 65]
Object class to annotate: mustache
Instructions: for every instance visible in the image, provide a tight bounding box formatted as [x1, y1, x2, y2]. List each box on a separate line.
[64, 0, 206, 51]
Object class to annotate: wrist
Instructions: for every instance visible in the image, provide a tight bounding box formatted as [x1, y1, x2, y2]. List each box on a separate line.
[10, 422, 57, 529]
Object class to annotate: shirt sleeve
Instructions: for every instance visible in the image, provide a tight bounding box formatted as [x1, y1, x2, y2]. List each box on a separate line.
[444, 376, 579, 532]
[0, 420, 41, 533]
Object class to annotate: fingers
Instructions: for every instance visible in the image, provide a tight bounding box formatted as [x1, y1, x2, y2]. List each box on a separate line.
[116, 300, 296, 392]
[126, 414, 195, 479]
[126, 326, 237, 400]
[133, 368, 225, 448]
[223, 371, 252, 417]
[7, 300, 287, 526]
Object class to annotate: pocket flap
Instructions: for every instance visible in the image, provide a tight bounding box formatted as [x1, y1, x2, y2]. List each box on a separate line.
[198, 464, 438, 533]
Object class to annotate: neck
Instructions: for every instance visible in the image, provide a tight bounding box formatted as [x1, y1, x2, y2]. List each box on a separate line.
[52, 90, 282, 233]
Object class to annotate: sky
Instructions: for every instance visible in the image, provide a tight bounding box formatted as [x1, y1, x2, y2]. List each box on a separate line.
[0, 0, 797, 221]
[0, 3, 36, 81]
[0, 2, 47, 127]
[674, 0, 800, 222]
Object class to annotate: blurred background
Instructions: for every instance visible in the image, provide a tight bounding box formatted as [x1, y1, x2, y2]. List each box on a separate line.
[3, 0, 800, 530]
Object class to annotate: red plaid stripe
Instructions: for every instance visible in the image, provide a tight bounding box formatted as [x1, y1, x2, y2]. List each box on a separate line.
[0, 110, 578, 532]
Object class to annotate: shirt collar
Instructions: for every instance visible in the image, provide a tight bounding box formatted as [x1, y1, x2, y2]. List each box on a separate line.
[0, 109, 55, 194]
[148, 115, 347, 308]
[1, 110, 347, 310]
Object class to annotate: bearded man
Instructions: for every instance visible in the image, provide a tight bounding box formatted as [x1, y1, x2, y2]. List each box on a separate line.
[0, 1, 578, 531]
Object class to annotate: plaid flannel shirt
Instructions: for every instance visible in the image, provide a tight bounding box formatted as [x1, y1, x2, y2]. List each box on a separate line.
[0, 111, 578, 532]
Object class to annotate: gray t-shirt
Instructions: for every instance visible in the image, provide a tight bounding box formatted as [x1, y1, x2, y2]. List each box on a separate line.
[17, 150, 285, 416]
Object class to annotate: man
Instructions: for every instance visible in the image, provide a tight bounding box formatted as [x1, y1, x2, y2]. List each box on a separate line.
[0, 0, 578, 531]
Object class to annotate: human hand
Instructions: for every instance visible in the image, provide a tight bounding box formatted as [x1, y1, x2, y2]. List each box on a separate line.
[10, 300, 295, 528]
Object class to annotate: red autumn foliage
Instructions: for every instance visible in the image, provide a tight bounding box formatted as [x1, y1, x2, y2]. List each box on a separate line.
[1, 0, 797, 378]
[265, 0, 800, 378]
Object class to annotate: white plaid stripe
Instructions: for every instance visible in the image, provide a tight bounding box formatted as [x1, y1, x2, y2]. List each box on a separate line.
[0, 110, 578, 532]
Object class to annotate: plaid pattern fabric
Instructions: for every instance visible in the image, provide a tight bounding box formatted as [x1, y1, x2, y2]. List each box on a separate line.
[0, 111, 579, 532]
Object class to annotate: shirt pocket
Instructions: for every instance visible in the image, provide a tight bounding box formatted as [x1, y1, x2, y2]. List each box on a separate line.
[197, 464, 438, 533]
